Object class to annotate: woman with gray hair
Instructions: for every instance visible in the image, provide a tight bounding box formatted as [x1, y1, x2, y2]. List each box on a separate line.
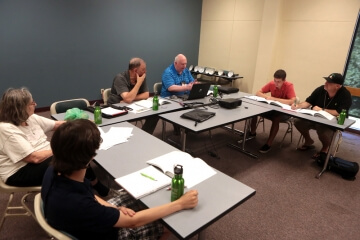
[0, 88, 109, 196]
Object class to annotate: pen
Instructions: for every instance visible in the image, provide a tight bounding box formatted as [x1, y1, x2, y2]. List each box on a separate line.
[140, 172, 157, 181]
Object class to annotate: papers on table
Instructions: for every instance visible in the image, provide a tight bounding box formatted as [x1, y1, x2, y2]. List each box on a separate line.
[127, 98, 171, 114]
[115, 166, 172, 199]
[147, 151, 217, 188]
[128, 100, 152, 114]
[244, 96, 293, 110]
[98, 127, 133, 150]
[101, 107, 127, 116]
[116, 151, 217, 199]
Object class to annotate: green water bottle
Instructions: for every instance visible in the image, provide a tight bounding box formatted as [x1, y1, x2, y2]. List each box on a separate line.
[337, 109, 346, 125]
[152, 93, 159, 111]
[171, 165, 184, 202]
[213, 85, 218, 98]
[94, 102, 102, 125]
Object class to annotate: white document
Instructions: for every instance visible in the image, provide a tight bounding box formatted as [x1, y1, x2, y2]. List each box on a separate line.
[146, 151, 217, 188]
[244, 96, 292, 110]
[297, 109, 335, 120]
[134, 99, 153, 109]
[101, 107, 127, 116]
[98, 127, 133, 150]
[128, 98, 171, 113]
[115, 166, 172, 199]
[127, 102, 152, 114]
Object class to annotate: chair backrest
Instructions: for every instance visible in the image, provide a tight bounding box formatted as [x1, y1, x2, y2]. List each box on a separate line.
[34, 193, 75, 240]
[103, 88, 111, 105]
[153, 82, 162, 94]
[345, 86, 360, 97]
[50, 98, 90, 115]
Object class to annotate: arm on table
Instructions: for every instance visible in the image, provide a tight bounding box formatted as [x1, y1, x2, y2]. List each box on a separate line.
[114, 190, 198, 228]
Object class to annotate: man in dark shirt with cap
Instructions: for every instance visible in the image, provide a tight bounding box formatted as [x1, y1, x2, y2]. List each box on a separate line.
[291, 73, 352, 158]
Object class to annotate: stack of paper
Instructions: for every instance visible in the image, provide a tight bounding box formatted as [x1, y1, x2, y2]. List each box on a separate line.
[128, 101, 152, 114]
[98, 127, 133, 150]
[127, 98, 171, 114]
[101, 107, 127, 116]
[115, 166, 172, 199]
[147, 151, 217, 188]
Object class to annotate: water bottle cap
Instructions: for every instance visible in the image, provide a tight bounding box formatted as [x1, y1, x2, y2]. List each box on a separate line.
[174, 164, 183, 174]
[95, 101, 100, 107]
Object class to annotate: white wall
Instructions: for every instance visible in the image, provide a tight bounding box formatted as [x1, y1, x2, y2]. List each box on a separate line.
[199, 0, 360, 101]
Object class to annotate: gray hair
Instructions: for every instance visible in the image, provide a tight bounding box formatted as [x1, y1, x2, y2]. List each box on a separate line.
[128, 58, 145, 70]
[0, 87, 32, 126]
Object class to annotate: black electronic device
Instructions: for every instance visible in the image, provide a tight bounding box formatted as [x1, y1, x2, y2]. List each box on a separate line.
[218, 86, 239, 94]
[218, 98, 242, 109]
[178, 83, 211, 101]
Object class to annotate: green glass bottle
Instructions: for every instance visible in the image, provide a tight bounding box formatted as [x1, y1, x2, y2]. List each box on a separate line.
[337, 109, 346, 125]
[171, 165, 184, 202]
[152, 93, 159, 111]
[94, 102, 102, 125]
[213, 85, 218, 98]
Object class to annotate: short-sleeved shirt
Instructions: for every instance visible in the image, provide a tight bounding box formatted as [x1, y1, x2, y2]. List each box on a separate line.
[0, 114, 55, 182]
[261, 81, 296, 99]
[160, 64, 194, 97]
[108, 71, 149, 105]
[42, 166, 120, 240]
[306, 85, 352, 115]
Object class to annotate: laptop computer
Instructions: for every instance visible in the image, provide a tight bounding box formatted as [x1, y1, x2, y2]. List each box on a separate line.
[178, 83, 211, 101]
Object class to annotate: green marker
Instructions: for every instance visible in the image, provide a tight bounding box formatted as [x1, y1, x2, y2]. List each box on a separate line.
[140, 172, 157, 181]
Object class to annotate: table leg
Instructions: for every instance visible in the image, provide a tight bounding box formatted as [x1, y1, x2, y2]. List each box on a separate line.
[180, 128, 187, 152]
[227, 119, 258, 158]
[222, 123, 244, 135]
[316, 130, 339, 179]
[162, 120, 166, 141]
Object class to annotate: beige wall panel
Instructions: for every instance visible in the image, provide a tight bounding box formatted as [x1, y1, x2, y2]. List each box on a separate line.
[202, 0, 236, 21]
[283, 0, 360, 21]
[229, 21, 262, 92]
[276, 21, 356, 101]
[199, 0, 360, 98]
[234, 0, 265, 21]
[198, 21, 233, 69]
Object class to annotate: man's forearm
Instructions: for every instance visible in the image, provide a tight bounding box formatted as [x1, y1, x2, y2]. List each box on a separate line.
[133, 92, 149, 101]
[121, 84, 142, 103]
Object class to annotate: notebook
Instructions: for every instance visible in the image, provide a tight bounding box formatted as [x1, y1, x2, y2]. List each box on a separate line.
[115, 166, 171, 199]
[178, 83, 211, 100]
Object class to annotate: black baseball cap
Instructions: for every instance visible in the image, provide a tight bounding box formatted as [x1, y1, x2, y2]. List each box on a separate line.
[323, 73, 344, 85]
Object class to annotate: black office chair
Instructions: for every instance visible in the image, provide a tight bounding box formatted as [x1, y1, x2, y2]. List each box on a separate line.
[50, 98, 90, 115]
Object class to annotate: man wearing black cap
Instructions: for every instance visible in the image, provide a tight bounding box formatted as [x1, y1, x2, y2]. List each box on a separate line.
[292, 73, 352, 158]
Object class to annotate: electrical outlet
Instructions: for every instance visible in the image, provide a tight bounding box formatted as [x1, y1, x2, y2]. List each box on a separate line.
[100, 88, 104, 94]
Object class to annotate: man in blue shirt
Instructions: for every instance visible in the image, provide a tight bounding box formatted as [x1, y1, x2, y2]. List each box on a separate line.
[161, 54, 195, 97]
